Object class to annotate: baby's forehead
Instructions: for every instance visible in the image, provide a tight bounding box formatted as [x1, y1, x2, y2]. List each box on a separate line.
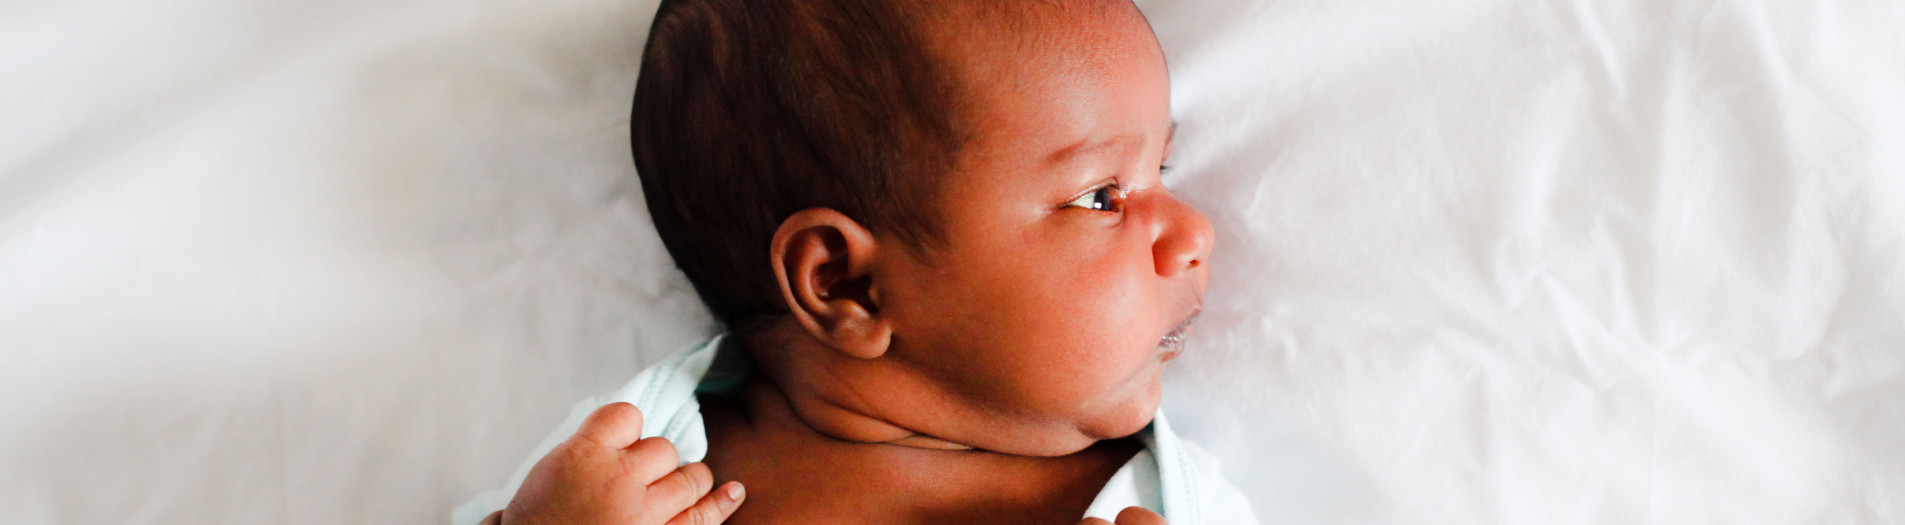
[917, 1, 1167, 146]
[917, 1, 1144, 60]
[918, 2, 1159, 96]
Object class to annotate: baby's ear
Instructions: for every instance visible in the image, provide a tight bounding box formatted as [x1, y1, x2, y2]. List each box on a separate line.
[769, 208, 892, 359]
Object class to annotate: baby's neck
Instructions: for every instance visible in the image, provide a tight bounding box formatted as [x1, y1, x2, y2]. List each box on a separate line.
[731, 324, 994, 449]
[695, 375, 1141, 524]
[700, 373, 984, 452]
[733, 320, 1126, 456]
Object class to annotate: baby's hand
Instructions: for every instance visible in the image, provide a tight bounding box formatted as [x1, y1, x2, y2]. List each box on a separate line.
[1078, 506, 1168, 525]
[486, 402, 745, 525]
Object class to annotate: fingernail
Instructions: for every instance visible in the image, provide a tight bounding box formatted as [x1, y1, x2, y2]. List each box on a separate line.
[725, 482, 745, 501]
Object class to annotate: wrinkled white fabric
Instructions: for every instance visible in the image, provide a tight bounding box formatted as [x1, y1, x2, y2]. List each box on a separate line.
[3, 0, 1903, 523]
[451, 335, 1261, 525]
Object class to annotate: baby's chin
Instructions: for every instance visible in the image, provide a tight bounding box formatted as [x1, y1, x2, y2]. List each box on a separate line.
[1013, 372, 1165, 457]
[1083, 370, 1166, 440]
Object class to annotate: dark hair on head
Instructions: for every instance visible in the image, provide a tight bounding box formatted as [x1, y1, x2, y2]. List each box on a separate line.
[631, 0, 966, 333]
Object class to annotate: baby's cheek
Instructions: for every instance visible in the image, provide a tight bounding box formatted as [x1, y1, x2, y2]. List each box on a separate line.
[966, 247, 1159, 407]
[1041, 334, 1144, 403]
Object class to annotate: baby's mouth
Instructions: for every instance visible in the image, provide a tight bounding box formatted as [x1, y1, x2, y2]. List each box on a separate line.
[1157, 308, 1201, 361]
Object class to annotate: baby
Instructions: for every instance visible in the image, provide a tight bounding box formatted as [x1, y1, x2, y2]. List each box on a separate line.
[456, 0, 1257, 523]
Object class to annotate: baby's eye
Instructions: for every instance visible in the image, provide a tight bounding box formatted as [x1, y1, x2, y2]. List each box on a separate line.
[1066, 185, 1121, 212]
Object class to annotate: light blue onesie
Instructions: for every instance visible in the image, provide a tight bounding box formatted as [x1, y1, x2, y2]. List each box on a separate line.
[454, 335, 1259, 524]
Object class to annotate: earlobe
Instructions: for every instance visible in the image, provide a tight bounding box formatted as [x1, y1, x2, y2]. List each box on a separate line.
[769, 208, 892, 360]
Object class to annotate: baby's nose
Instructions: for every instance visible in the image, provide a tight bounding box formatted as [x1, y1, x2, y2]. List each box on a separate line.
[1152, 193, 1214, 277]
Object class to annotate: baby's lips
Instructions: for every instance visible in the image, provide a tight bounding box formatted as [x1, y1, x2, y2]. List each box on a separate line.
[1167, 307, 1201, 338]
[1156, 308, 1200, 361]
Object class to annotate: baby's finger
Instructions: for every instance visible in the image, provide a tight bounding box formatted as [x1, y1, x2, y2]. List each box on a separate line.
[666, 481, 745, 525]
[647, 462, 715, 512]
[574, 402, 645, 449]
[1114, 506, 1168, 525]
[622, 436, 681, 483]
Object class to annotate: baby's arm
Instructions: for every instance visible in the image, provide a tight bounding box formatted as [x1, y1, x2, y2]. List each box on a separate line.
[482, 402, 745, 525]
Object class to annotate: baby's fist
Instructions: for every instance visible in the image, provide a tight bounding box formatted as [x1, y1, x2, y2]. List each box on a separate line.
[491, 402, 745, 525]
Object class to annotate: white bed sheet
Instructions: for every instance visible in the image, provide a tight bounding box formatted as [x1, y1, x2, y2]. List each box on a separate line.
[3, 0, 1901, 523]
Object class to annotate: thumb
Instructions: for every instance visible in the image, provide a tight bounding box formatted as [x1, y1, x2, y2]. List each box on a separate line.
[1114, 506, 1168, 525]
[573, 402, 645, 449]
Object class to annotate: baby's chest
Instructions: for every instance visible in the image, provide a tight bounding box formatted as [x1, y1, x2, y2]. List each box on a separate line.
[690, 390, 1141, 524]
[715, 469, 1096, 525]
[722, 495, 1077, 525]
[703, 440, 1127, 525]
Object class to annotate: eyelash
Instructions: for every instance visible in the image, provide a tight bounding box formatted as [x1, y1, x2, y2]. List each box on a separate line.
[1068, 184, 1123, 211]
[1066, 165, 1170, 212]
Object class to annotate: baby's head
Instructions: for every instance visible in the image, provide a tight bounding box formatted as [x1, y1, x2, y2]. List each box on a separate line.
[632, 0, 1211, 456]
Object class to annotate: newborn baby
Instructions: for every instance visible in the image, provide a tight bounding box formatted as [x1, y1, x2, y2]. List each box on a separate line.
[456, 0, 1257, 523]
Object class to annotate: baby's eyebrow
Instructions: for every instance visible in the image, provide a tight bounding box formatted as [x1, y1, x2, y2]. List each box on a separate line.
[1047, 123, 1178, 166]
[1046, 135, 1143, 165]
